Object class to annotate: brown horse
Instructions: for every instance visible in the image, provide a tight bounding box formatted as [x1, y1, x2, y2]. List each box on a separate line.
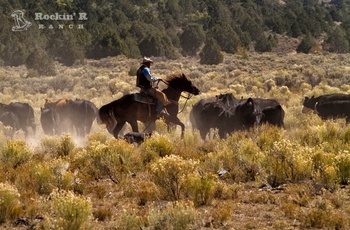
[98, 73, 200, 138]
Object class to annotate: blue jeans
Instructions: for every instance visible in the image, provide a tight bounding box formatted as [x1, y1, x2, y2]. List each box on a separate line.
[156, 101, 163, 113]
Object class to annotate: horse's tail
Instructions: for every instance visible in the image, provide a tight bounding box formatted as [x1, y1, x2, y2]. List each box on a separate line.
[97, 104, 111, 125]
[97, 103, 118, 130]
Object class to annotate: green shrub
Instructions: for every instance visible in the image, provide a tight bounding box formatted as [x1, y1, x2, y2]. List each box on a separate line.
[297, 34, 316, 54]
[256, 125, 283, 151]
[16, 157, 76, 196]
[49, 189, 92, 230]
[81, 139, 134, 182]
[115, 209, 145, 230]
[199, 38, 223, 65]
[1, 139, 32, 168]
[299, 208, 347, 229]
[263, 139, 313, 187]
[38, 136, 59, 155]
[149, 154, 198, 200]
[213, 181, 240, 200]
[334, 151, 350, 185]
[93, 208, 112, 221]
[57, 135, 75, 157]
[186, 173, 216, 206]
[180, 23, 205, 56]
[215, 134, 262, 183]
[87, 132, 110, 145]
[51, 159, 75, 191]
[134, 181, 160, 206]
[148, 201, 197, 230]
[0, 182, 22, 223]
[311, 149, 336, 188]
[25, 48, 56, 76]
[16, 161, 56, 195]
[140, 135, 175, 165]
[128, 65, 138, 76]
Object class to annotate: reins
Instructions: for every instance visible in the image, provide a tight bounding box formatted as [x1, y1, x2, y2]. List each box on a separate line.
[142, 78, 194, 132]
[178, 93, 192, 114]
[161, 79, 194, 114]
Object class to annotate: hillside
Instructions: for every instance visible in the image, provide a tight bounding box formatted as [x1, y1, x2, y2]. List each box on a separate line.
[2, 0, 350, 72]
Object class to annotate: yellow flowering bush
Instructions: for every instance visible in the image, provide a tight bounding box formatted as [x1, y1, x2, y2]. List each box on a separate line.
[0, 139, 32, 168]
[262, 139, 313, 186]
[149, 154, 199, 200]
[334, 150, 350, 185]
[81, 139, 134, 182]
[140, 135, 175, 164]
[57, 135, 75, 157]
[148, 201, 197, 229]
[0, 182, 22, 223]
[49, 189, 92, 230]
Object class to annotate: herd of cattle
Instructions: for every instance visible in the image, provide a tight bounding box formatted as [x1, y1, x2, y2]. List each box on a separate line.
[0, 93, 349, 139]
[190, 93, 285, 139]
[191, 92, 350, 139]
[0, 99, 98, 138]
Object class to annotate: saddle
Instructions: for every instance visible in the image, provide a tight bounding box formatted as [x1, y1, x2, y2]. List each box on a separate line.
[133, 93, 157, 104]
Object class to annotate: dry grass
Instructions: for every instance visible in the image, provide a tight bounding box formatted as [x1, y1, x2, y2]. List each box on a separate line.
[1, 53, 350, 229]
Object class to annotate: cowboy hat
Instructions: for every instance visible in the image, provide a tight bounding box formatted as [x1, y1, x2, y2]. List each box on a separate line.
[141, 57, 153, 64]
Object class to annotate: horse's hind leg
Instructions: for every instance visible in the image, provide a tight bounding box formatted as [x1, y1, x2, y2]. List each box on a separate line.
[113, 121, 126, 139]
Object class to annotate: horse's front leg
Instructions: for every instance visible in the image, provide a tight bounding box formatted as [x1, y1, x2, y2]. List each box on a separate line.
[128, 120, 139, 133]
[166, 117, 185, 138]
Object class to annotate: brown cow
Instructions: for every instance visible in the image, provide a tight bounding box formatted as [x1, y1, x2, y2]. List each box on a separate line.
[44, 99, 71, 135]
[44, 98, 98, 137]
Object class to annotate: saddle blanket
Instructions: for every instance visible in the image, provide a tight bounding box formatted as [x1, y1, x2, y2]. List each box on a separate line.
[133, 93, 157, 104]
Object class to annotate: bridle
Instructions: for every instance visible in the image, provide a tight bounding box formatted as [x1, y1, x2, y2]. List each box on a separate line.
[160, 79, 195, 114]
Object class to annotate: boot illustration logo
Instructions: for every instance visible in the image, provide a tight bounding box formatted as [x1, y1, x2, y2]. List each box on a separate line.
[11, 10, 32, 31]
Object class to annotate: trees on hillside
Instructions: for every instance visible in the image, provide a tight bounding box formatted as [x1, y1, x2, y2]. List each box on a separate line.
[180, 23, 205, 56]
[1, 0, 350, 72]
[200, 38, 223, 65]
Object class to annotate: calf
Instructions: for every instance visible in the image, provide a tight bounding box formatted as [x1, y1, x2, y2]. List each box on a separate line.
[124, 132, 151, 144]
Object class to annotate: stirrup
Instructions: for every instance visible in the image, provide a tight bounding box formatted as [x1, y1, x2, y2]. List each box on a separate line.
[157, 108, 169, 118]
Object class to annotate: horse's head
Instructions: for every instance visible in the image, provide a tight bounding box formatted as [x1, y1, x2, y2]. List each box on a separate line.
[168, 73, 200, 95]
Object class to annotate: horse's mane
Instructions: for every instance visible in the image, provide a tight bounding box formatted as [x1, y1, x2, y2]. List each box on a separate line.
[166, 73, 185, 82]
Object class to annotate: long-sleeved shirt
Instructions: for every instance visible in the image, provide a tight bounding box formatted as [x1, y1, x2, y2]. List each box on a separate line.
[142, 67, 158, 82]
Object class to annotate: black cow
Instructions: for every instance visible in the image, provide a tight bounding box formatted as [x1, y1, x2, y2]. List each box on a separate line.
[261, 105, 285, 127]
[252, 98, 281, 110]
[234, 98, 262, 131]
[302, 94, 350, 113]
[191, 94, 284, 139]
[249, 98, 284, 127]
[0, 111, 20, 136]
[190, 93, 238, 139]
[66, 99, 98, 137]
[40, 107, 59, 135]
[315, 100, 350, 123]
[0, 102, 36, 137]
